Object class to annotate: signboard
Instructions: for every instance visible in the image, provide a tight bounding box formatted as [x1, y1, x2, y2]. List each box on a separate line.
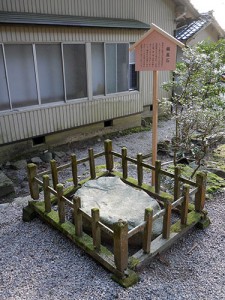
[135, 31, 177, 71]
[130, 23, 184, 71]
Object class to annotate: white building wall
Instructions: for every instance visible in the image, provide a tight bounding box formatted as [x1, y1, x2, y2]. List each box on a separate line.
[188, 25, 220, 46]
[0, 94, 141, 144]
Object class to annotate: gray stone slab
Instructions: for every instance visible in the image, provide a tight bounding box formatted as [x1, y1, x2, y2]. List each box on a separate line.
[10, 159, 27, 170]
[75, 176, 163, 240]
[12, 195, 32, 207]
[0, 171, 15, 198]
[31, 157, 43, 164]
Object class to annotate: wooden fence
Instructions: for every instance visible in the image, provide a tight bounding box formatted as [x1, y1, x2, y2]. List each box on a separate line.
[24, 139, 209, 287]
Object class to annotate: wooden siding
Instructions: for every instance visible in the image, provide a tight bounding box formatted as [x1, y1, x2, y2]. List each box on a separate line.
[0, 0, 175, 144]
[0, 26, 144, 43]
[0, 0, 175, 44]
[0, 93, 141, 144]
[0, 0, 174, 28]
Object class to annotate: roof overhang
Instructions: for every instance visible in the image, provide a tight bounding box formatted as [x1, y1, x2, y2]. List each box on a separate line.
[130, 23, 185, 51]
[0, 11, 150, 30]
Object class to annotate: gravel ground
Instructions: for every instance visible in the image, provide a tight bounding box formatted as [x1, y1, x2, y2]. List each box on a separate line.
[1, 118, 225, 300]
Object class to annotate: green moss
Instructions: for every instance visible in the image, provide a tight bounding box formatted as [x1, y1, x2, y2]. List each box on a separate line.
[111, 171, 173, 202]
[47, 210, 60, 223]
[95, 164, 106, 172]
[32, 200, 45, 212]
[76, 234, 94, 251]
[188, 203, 195, 211]
[196, 217, 211, 229]
[213, 144, 225, 160]
[186, 211, 203, 226]
[167, 164, 193, 178]
[165, 164, 225, 195]
[171, 211, 203, 233]
[66, 178, 74, 183]
[141, 183, 173, 202]
[63, 185, 76, 197]
[171, 221, 183, 233]
[128, 257, 140, 270]
[207, 160, 225, 171]
[111, 270, 139, 288]
[99, 245, 114, 257]
[206, 171, 225, 193]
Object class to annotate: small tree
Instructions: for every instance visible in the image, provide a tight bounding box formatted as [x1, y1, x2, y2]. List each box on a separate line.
[163, 39, 225, 177]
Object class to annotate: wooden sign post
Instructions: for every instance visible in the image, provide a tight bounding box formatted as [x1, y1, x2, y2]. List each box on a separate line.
[152, 69, 158, 169]
[130, 23, 184, 185]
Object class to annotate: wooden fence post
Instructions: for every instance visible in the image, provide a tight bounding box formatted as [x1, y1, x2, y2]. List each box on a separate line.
[57, 183, 65, 224]
[162, 201, 172, 239]
[73, 196, 83, 237]
[174, 166, 181, 201]
[155, 160, 161, 194]
[91, 208, 101, 251]
[71, 154, 78, 187]
[143, 208, 153, 253]
[181, 184, 189, 225]
[43, 175, 51, 213]
[27, 163, 39, 200]
[104, 139, 113, 172]
[122, 147, 128, 179]
[137, 153, 143, 186]
[88, 148, 96, 179]
[195, 172, 207, 212]
[50, 160, 58, 190]
[113, 220, 128, 274]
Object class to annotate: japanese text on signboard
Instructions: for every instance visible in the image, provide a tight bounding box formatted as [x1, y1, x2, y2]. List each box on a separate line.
[140, 42, 172, 69]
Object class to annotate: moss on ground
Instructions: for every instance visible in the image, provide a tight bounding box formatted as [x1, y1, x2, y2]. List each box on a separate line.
[128, 257, 141, 270]
[164, 164, 225, 195]
[213, 144, 225, 160]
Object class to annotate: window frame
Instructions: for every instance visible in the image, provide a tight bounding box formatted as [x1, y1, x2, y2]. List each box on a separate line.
[0, 41, 139, 113]
[61, 42, 88, 102]
[92, 42, 138, 99]
[0, 43, 12, 111]
[129, 43, 139, 91]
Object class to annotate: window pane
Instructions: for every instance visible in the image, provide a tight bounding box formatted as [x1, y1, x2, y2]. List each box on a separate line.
[63, 44, 87, 100]
[106, 44, 116, 94]
[0, 46, 10, 111]
[129, 48, 136, 64]
[91, 43, 105, 96]
[36, 44, 64, 104]
[117, 44, 129, 92]
[129, 64, 139, 90]
[5, 44, 38, 108]
[129, 48, 139, 90]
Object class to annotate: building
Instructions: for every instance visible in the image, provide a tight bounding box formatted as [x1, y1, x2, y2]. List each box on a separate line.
[0, 0, 197, 162]
[174, 1, 225, 61]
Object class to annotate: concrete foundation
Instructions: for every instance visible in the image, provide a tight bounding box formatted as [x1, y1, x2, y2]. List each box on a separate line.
[142, 99, 172, 119]
[0, 113, 141, 163]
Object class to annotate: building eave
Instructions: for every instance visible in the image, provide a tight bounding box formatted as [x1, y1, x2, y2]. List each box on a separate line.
[0, 11, 150, 30]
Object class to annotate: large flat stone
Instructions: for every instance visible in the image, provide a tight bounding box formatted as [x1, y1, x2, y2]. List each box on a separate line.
[75, 176, 163, 243]
[10, 159, 27, 170]
[0, 171, 15, 198]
